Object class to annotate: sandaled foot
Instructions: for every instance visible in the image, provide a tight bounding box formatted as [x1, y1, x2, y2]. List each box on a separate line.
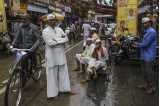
[47, 97, 58, 101]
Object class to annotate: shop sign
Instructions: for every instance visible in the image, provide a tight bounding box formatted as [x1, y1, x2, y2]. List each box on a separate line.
[117, 0, 138, 36]
[27, 4, 48, 13]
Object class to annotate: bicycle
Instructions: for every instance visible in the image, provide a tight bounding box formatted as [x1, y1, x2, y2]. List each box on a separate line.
[4, 48, 44, 106]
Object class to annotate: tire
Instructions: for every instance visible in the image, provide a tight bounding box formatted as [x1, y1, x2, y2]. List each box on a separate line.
[5, 67, 22, 106]
[32, 53, 43, 81]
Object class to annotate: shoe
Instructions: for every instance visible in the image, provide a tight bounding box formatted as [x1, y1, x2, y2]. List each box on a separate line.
[80, 78, 90, 84]
[62, 91, 77, 95]
[47, 97, 57, 101]
[146, 87, 156, 94]
[78, 71, 84, 74]
[137, 84, 148, 89]
[73, 68, 80, 71]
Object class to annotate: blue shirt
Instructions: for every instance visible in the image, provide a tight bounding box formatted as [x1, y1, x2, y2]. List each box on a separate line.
[138, 27, 157, 62]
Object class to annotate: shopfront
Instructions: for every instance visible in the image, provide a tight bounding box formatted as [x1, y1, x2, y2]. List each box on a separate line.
[27, 3, 48, 25]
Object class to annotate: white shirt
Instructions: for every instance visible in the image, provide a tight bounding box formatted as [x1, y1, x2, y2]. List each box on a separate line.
[42, 26, 68, 66]
[82, 23, 91, 37]
[43, 26, 68, 46]
[70, 24, 76, 32]
[82, 43, 95, 57]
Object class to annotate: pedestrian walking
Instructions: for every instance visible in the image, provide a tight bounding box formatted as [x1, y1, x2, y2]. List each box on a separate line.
[70, 22, 76, 43]
[42, 14, 73, 99]
[82, 20, 92, 49]
[133, 17, 157, 94]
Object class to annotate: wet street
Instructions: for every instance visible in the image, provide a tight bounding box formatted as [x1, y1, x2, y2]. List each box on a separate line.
[0, 41, 158, 106]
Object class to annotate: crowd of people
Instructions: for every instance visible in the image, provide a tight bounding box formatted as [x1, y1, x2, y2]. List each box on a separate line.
[7, 10, 158, 100]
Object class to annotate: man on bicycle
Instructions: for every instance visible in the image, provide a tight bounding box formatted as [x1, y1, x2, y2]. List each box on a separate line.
[11, 14, 40, 85]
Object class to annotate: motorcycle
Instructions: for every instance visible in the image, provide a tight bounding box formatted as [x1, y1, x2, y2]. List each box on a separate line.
[114, 36, 140, 65]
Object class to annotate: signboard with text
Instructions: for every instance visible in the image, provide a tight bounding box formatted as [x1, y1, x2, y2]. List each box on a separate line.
[117, 0, 138, 36]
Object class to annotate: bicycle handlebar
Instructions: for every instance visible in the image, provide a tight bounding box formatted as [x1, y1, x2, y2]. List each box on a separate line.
[9, 45, 31, 52]
[12, 48, 31, 51]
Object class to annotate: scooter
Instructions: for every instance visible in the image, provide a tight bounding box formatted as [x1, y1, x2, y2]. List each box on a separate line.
[114, 36, 140, 65]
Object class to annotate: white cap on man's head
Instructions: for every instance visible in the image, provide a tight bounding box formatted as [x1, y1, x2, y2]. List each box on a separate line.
[47, 14, 56, 20]
[142, 17, 151, 23]
[91, 27, 96, 31]
[95, 39, 101, 43]
[86, 38, 92, 41]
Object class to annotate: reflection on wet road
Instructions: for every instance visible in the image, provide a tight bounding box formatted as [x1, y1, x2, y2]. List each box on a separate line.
[0, 41, 158, 106]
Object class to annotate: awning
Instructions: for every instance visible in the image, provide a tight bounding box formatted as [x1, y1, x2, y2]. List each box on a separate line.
[49, 5, 62, 13]
[27, 4, 48, 14]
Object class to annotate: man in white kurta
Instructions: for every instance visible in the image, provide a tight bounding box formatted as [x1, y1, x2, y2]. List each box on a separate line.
[87, 39, 108, 78]
[82, 21, 91, 48]
[42, 14, 71, 98]
[75, 38, 95, 72]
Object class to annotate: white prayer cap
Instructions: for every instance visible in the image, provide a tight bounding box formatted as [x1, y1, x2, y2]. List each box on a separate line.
[47, 14, 56, 21]
[86, 38, 92, 41]
[142, 17, 151, 23]
[95, 39, 101, 43]
[91, 27, 96, 31]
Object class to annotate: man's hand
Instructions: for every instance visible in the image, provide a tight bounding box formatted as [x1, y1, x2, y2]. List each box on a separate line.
[132, 42, 138, 48]
[9, 45, 13, 49]
[9, 45, 16, 52]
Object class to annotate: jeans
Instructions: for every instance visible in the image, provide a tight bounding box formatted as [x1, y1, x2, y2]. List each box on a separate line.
[141, 60, 155, 85]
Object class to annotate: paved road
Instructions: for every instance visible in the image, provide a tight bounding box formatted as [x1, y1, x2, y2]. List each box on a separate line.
[0, 41, 158, 106]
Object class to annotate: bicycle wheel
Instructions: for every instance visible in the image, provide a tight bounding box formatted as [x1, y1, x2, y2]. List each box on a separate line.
[32, 53, 43, 81]
[5, 66, 23, 106]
